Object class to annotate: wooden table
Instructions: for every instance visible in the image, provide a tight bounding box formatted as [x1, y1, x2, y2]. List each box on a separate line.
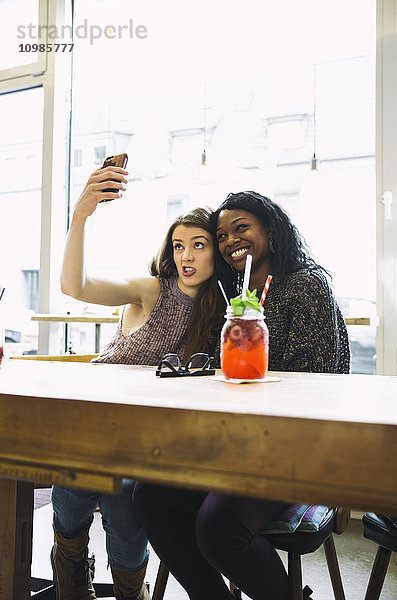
[0, 361, 396, 598]
[31, 314, 119, 353]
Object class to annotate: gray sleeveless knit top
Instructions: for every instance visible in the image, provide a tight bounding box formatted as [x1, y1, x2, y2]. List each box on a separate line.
[91, 276, 195, 365]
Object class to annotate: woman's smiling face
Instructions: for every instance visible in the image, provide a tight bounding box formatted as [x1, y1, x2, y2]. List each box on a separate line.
[216, 209, 272, 281]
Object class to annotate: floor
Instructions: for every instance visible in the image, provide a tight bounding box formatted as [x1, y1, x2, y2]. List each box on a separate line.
[33, 490, 397, 599]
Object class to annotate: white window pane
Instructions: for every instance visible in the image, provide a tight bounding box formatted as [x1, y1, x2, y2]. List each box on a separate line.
[0, 0, 39, 70]
[0, 87, 43, 354]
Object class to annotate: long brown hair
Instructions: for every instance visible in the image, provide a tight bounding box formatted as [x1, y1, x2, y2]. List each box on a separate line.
[150, 207, 224, 359]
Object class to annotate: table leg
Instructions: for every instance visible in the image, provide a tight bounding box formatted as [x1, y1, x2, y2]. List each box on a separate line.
[0, 479, 34, 599]
[64, 323, 69, 354]
[95, 323, 101, 354]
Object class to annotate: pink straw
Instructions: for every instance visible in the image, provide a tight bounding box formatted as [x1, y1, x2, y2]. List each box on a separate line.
[260, 275, 272, 306]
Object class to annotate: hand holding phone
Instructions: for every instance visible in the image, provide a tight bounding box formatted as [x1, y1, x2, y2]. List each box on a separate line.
[100, 153, 128, 202]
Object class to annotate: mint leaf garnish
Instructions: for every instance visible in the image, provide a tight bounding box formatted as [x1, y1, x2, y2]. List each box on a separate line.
[230, 289, 261, 315]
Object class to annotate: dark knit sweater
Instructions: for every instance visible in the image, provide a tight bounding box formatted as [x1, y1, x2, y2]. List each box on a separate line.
[92, 277, 195, 365]
[261, 268, 350, 374]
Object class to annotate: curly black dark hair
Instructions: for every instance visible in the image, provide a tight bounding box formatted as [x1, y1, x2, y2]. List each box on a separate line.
[212, 190, 328, 298]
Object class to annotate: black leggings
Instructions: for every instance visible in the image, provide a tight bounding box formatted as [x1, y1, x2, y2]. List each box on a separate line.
[133, 483, 288, 600]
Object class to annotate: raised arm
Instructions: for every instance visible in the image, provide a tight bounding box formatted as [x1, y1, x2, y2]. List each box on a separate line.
[61, 166, 158, 307]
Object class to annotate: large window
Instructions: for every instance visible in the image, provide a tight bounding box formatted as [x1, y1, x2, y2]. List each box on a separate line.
[0, 87, 44, 353]
[2, 0, 384, 369]
[0, 0, 71, 356]
[65, 0, 376, 370]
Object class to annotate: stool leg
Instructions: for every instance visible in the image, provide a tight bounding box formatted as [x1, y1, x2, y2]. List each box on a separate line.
[288, 553, 303, 600]
[230, 581, 242, 599]
[364, 547, 392, 600]
[152, 561, 170, 600]
[323, 535, 346, 600]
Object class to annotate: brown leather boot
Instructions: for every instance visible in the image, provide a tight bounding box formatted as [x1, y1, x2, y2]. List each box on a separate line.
[51, 529, 97, 600]
[111, 563, 150, 600]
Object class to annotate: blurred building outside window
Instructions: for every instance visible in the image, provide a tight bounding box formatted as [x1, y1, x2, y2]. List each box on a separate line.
[0, 0, 377, 371]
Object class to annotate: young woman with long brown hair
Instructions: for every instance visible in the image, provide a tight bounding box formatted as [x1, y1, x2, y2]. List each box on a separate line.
[52, 162, 223, 600]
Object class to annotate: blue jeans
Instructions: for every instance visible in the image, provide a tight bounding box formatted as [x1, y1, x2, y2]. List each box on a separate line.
[52, 481, 148, 572]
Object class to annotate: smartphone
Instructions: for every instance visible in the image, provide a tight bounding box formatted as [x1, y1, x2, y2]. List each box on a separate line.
[100, 153, 128, 201]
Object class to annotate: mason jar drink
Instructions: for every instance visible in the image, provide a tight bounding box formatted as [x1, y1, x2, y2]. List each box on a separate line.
[221, 305, 269, 380]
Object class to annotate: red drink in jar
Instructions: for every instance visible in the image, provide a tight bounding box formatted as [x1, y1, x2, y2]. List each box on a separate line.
[221, 306, 269, 380]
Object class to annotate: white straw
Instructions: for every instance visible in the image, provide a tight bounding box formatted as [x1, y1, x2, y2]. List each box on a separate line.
[242, 254, 252, 300]
[217, 280, 230, 306]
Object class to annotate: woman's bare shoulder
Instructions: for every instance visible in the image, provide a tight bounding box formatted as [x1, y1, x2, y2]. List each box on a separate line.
[126, 276, 161, 305]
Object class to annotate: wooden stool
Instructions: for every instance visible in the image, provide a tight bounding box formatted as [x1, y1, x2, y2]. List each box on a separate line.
[362, 513, 397, 600]
[150, 507, 349, 600]
[261, 507, 349, 600]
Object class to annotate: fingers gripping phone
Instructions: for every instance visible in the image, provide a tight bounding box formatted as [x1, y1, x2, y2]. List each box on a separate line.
[100, 153, 128, 202]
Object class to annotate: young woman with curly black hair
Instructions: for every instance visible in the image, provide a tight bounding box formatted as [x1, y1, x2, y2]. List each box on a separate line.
[213, 191, 350, 373]
[133, 191, 350, 600]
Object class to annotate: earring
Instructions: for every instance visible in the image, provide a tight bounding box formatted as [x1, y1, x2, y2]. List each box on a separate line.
[268, 232, 275, 253]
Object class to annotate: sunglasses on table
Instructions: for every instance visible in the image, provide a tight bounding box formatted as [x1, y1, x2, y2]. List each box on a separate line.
[156, 352, 215, 378]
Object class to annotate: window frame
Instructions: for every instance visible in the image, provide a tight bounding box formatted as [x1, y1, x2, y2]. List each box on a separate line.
[375, 0, 397, 375]
[0, 0, 48, 82]
[0, 0, 71, 354]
